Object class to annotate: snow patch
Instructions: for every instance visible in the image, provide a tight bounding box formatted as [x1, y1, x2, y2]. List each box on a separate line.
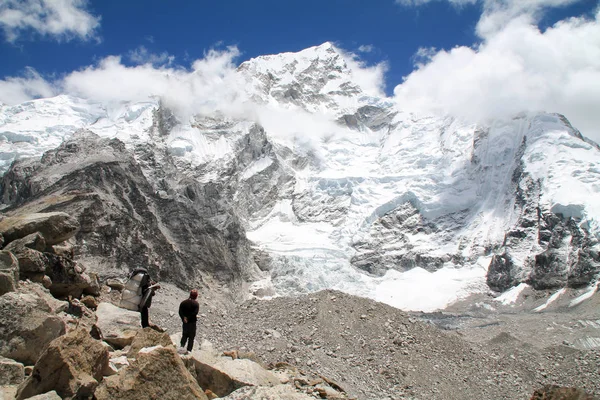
[241, 156, 273, 180]
[570, 282, 599, 307]
[495, 283, 529, 305]
[551, 203, 585, 220]
[373, 265, 487, 312]
[533, 288, 566, 312]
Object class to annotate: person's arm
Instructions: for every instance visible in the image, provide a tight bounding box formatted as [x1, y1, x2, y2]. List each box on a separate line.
[193, 302, 199, 317]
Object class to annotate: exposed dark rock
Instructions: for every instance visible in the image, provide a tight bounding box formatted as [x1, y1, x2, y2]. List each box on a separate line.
[0, 131, 260, 295]
[487, 253, 520, 292]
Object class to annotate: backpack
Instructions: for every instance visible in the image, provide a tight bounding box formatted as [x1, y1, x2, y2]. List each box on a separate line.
[119, 268, 151, 311]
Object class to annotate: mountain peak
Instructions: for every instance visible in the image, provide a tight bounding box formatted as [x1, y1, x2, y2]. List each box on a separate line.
[237, 42, 360, 111]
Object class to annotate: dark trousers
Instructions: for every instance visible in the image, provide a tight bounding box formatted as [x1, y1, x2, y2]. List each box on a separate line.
[141, 306, 149, 328]
[181, 322, 197, 351]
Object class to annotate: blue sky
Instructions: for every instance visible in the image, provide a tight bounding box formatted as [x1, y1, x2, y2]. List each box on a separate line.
[1, 0, 486, 94]
[1, 0, 594, 94]
[0, 0, 599, 139]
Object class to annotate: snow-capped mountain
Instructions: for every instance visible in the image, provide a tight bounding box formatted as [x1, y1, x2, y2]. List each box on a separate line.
[1, 43, 599, 311]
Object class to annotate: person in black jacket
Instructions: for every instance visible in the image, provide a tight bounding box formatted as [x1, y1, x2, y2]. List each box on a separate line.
[179, 289, 200, 353]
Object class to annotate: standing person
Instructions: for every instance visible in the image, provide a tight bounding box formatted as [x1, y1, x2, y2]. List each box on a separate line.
[139, 270, 160, 329]
[179, 289, 200, 353]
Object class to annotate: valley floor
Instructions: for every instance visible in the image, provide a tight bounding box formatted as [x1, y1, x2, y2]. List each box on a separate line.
[138, 285, 600, 400]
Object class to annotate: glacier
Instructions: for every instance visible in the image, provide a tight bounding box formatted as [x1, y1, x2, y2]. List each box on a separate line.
[1, 42, 599, 312]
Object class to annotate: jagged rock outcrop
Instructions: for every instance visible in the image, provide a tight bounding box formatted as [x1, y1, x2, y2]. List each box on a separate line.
[16, 328, 109, 400]
[95, 346, 208, 400]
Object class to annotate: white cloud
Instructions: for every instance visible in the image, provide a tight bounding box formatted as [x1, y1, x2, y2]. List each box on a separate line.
[394, 0, 600, 141]
[0, 0, 100, 42]
[358, 44, 374, 53]
[62, 46, 246, 120]
[0, 68, 56, 104]
[128, 46, 175, 66]
[336, 47, 389, 97]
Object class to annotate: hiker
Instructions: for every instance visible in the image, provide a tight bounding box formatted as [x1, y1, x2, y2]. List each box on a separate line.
[135, 269, 160, 328]
[179, 289, 200, 353]
[119, 268, 161, 329]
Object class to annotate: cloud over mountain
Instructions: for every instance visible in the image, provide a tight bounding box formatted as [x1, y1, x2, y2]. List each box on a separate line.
[394, 0, 600, 141]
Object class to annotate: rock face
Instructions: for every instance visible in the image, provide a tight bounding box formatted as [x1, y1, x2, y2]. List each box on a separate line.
[0, 250, 19, 295]
[95, 346, 208, 400]
[0, 131, 261, 294]
[0, 283, 67, 364]
[16, 328, 109, 400]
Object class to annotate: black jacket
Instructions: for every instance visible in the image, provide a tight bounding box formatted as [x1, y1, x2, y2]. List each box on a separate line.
[179, 299, 199, 323]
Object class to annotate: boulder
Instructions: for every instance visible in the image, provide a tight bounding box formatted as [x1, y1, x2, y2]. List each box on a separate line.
[16, 328, 109, 400]
[81, 295, 99, 309]
[220, 385, 315, 399]
[128, 327, 174, 357]
[530, 385, 597, 400]
[22, 391, 62, 400]
[0, 250, 19, 295]
[44, 253, 93, 298]
[189, 346, 280, 397]
[95, 346, 208, 400]
[0, 356, 25, 385]
[4, 232, 46, 252]
[0, 212, 79, 247]
[94, 302, 140, 348]
[0, 284, 68, 364]
[9, 246, 48, 277]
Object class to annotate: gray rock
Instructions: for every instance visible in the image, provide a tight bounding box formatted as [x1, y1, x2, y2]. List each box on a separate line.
[21, 391, 62, 400]
[0, 356, 24, 385]
[94, 302, 140, 349]
[0, 212, 79, 247]
[0, 284, 67, 364]
[3, 232, 46, 252]
[0, 250, 19, 295]
[189, 346, 280, 397]
[220, 385, 314, 400]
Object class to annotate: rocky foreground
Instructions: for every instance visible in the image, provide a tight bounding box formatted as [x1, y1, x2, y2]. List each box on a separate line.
[0, 210, 598, 399]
